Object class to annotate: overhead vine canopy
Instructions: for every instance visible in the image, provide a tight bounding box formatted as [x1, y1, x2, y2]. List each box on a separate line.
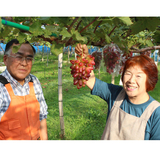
[1, 17, 160, 55]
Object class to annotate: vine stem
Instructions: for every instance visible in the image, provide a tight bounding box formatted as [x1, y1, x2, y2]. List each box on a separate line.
[82, 45, 83, 58]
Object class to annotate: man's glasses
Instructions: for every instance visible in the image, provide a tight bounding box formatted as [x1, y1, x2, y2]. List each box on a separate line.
[8, 54, 34, 64]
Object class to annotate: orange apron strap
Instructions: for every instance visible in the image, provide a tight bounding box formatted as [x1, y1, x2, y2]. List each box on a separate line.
[28, 82, 35, 95]
[5, 83, 15, 97]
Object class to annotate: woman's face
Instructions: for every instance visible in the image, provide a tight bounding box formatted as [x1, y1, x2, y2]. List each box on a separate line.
[123, 65, 149, 104]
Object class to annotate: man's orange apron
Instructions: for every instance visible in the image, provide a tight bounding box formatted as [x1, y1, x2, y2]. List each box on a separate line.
[0, 77, 40, 140]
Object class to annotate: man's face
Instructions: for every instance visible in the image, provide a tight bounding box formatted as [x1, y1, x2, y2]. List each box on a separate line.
[4, 43, 34, 85]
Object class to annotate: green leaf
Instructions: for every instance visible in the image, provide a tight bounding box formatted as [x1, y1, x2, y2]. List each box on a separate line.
[153, 30, 160, 44]
[139, 31, 145, 37]
[37, 17, 50, 21]
[117, 17, 133, 26]
[0, 17, 2, 30]
[0, 26, 12, 37]
[138, 38, 145, 44]
[95, 31, 104, 39]
[60, 27, 72, 40]
[12, 45, 21, 54]
[105, 34, 111, 43]
[146, 40, 154, 47]
[131, 17, 160, 34]
[44, 25, 59, 37]
[50, 42, 64, 56]
[128, 41, 135, 49]
[13, 28, 20, 35]
[17, 32, 27, 43]
[71, 29, 87, 43]
[112, 17, 133, 26]
[30, 21, 44, 36]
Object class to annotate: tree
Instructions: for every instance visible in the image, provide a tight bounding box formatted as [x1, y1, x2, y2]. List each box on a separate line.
[1, 17, 160, 53]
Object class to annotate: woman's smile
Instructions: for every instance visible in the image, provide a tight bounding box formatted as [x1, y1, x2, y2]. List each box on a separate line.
[126, 85, 137, 91]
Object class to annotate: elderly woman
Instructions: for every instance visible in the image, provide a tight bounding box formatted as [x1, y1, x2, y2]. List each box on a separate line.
[75, 44, 160, 140]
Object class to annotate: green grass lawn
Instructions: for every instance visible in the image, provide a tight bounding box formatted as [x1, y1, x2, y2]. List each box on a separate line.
[31, 54, 109, 140]
[30, 53, 160, 140]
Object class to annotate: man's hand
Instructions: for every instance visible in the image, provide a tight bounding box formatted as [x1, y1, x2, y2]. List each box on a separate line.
[75, 43, 89, 58]
[40, 118, 48, 140]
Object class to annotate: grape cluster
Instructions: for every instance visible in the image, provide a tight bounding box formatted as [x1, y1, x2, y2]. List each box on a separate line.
[92, 51, 102, 69]
[70, 55, 95, 89]
[119, 52, 133, 74]
[103, 44, 121, 74]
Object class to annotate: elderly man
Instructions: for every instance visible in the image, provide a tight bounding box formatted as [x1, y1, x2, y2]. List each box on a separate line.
[0, 39, 48, 140]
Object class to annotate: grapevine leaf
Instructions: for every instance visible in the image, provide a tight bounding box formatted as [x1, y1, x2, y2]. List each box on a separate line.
[153, 30, 160, 44]
[71, 29, 87, 43]
[105, 34, 111, 43]
[95, 31, 104, 38]
[37, 17, 50, 21]
[51, 42, 64, 56]
[138, 38, 144, 44]
[17, 32, 27, 43]
[0, 26, 12, 37]
[60, 27, 72, 40]
[128, 41, 135, 49]
[146, 40, 154, 47]
[30, 37, 42, 43]
[0, 17, 2, 30]
[13, 28, 20, 35]
[131, 17, 160, 34]
[12, 45, 21, 54]
[46, 42, 51, 48]
[139, 31, 145, 37]
[117, 17, 133, 26]
[44, 25, 59, 37]
[30, 21, 44, 36]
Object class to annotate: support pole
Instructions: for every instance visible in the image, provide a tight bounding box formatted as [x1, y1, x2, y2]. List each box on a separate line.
[111, 74, 115, 84]
[58, 53, 65, 139]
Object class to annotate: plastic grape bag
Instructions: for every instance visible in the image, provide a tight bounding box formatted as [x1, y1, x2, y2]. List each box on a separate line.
[103, 43, 123, 76]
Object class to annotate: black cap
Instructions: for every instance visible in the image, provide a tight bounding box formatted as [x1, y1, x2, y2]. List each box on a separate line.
[4, 39, 36, 54]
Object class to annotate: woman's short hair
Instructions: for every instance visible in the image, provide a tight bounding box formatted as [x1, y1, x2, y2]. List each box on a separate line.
[121, 54, 158, 92]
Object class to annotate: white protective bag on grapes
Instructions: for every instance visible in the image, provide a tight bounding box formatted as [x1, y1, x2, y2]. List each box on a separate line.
[103, 43, 124, 76]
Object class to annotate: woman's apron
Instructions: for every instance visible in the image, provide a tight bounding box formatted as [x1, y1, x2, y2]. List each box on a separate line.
[101, 89, 160, 140]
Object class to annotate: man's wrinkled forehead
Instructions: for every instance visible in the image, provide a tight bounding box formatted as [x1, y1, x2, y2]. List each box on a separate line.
[5, 39, 36, 54]
[13, 43, 35, 56]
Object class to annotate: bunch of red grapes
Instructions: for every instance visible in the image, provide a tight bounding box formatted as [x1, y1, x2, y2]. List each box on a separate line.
[103, 44, 121, 74]
[92, 51, 102, 69]
[70, 55, 95, 89]
[119, 52, 133, 74]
